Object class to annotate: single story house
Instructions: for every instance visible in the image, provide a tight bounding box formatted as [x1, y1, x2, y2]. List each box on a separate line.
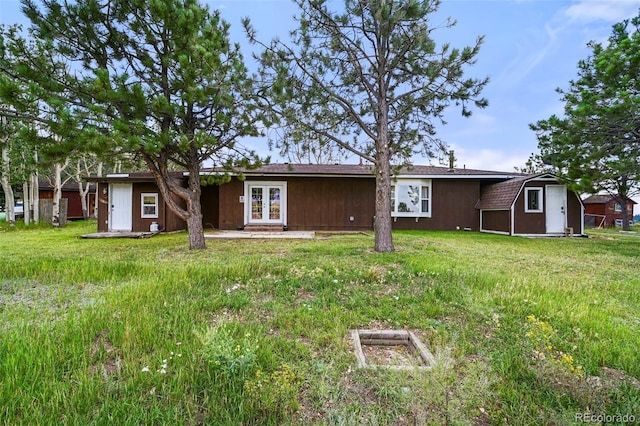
[582, 194, 636, 228]
[89, 164, 584, 236]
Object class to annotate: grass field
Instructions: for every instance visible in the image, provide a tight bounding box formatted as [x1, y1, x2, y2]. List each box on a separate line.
[1, 221, 639, 425]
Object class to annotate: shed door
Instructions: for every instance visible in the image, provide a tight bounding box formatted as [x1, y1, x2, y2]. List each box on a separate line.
[546, 185, 566, 233]
[110, 183, 132, 231]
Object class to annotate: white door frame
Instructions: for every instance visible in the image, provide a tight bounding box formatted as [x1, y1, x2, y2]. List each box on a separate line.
[109, 183, 133, 231]
[546, 185, 567, 233]
[244, 181, 287, 225]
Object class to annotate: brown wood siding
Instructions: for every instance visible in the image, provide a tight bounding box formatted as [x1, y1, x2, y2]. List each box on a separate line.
[218, 179, 245, 230]
[164, 194, 187, 232]
[286, 177, 375, 230]
[481, 210, 510, 233]
[514, 182, 546, 234]
[513, 181, 584, 234]
[593, 200, 635, 227]
[132, 183, 162, 232]
[97, 182, 109, 232]
[131, 183, 186, 232]
[39, 190, 95, 219]
[393, 180, 481, 231]
[217, 177, 484, 231]
[165, 185, 188, 233]
[201, 184, 220, 230]
[567, 191, 583, 232]
[584, 203, 606, 216]
[63, 191, 84, 219]
[217, 176, 377, 231]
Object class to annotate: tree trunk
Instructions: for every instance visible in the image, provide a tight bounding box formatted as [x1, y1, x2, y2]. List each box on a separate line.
[52, 162, 62, 227]
[78, 180, 90, 219]
[186, 196, 205, 249]
[95, 162, 103, 218]
[373, 114, 394, 252]
[186, 166, 206, 250]
[1, 145, 16, 225]
[30, 172, 39, 223]
[374, 93, 394, 252]
[620, 195, 631, 231]
[80, 183, 89, 219]
[22, 181, 30, 225]
[374, 163, 394, 252]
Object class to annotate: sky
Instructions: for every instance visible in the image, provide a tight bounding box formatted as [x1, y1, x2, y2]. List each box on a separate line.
[1, 0, 638, 175]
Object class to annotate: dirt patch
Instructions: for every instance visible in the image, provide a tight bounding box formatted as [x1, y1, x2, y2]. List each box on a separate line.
[352, 329, 435, 370]
[296, 287, 317, 304]
[587, 367, 640, 391]
[89, 330, 120, 376]
[362, 343, 424, 367]
[1, 279, 102, 324]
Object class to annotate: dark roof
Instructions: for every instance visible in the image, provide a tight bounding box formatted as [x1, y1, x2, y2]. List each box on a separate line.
[39, 182, 96, 192]
[583, 194, 637, 205]
[475, 173, 557, 210]
[87, 171, 184, 182]
[582, 195, 612, 204]
[201, 163, 521, 178]
[475, 175, 531, 210]
[92, 163, 522, 181]
[233, 163, 374, 176]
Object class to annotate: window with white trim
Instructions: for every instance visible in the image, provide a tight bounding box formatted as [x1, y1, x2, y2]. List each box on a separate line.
[391, 179, 431, 217]
[525, 187, 543, 213]
[614, 202, 622, 212]
[141, 193, 159, 218]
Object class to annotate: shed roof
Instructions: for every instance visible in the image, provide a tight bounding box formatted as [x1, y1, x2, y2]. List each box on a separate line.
[475, 173, 556, 210]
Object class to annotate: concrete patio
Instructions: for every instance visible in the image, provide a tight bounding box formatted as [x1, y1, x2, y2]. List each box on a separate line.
[205, 230, 315, 239]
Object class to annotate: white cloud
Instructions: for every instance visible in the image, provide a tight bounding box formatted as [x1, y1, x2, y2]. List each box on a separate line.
[469, 112, 497, 126]
[497, 20, 565, 88]
[452, 147, 530, 173]
[564, 0, 638, 23]
[499, 1, 637, 88]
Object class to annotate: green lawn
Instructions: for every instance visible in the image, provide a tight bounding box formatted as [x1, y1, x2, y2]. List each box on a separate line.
[1, 221, 639, 425]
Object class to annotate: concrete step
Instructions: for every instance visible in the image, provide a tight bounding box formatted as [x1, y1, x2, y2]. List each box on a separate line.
[242, 224, 286, 232]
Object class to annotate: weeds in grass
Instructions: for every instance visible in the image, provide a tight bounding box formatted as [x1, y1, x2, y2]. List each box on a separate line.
[1, 222, 639, 424]
[524, 314, 584, 376]
[244, 364, 300, 419]
[198, 322, 258, 377]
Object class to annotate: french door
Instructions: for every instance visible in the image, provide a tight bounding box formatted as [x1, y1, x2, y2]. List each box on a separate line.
[246, 182, 286, 225]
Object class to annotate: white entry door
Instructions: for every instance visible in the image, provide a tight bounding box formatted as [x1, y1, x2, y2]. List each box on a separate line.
[546, 185, 566, 233]
[246, 182, 286, 225]
[110, 183, 132, 231]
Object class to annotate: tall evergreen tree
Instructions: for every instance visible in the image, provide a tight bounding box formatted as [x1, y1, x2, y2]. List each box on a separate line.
[248, 0, 488, 252]
[531, 13, 640, 231]
[1, 0, 264, 248]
